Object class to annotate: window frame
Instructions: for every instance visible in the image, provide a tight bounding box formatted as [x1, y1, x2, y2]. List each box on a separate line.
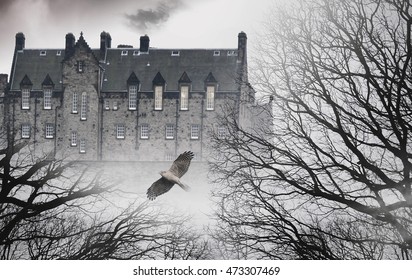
[128, 85, 138, 110]
[21, 88, 30, 110]
[72, 92, 78, 113]
[165, 124, 174, 140]
[116, 124, 125, 139]
[180, 85, 189, 110]
[21, 124, 31, 139]
[191, 124, 200, 140]
[140, 124, 149, 139]
[43, 88, 52, 110]
[154, 85, 163, 110]
[79, 139, 86, 154]
[80, 92, 87, 120]
[206, 86, 215, 111]
[71, 131, 77, 147]
[45, 123, 54, 139]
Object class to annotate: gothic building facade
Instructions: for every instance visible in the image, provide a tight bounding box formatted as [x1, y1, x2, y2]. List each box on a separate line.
[1, 31, 255, 161]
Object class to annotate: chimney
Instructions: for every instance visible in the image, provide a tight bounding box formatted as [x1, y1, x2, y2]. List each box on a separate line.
[237, 31, 247, 62]
[140, 35, 150, 53]
[65, 33, 75, 57]
[15, 32, 25, 51]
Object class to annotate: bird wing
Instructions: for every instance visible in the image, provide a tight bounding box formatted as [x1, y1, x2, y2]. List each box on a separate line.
[146, 177, 174, 200]
[168, 151, 194, 178]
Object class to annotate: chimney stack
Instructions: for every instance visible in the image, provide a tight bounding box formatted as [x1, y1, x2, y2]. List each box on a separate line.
[100, 31, 112, 60]
[65, 33, 75, 57]
[15, 33, 25, 51]
[237, 31, 247, 63]
[140, 35, 150, 53]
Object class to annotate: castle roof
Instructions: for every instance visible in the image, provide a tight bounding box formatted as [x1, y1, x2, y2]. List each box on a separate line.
[9, 33, 245, 93]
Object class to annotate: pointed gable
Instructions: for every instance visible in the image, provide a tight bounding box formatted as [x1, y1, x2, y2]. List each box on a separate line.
[152, 72, 165, 86]
[178, 72, 191, 84]
[205, 72, 217, 84]
[75, 32, 93, 52]
[42, 74, 54, 87]
[127, 72, 140, 85]
[20, 74, 33, 87]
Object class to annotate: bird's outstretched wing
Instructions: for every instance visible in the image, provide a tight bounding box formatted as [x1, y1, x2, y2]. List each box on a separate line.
[168, 151, 194, 178]
[147, 177, 174, 200]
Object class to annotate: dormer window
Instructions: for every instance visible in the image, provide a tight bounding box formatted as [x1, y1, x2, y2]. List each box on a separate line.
[227, 50, 236, 56]
[43, 88, 52, 110]
[77, 61, 84, 73]
[171, 50, 180, 56]
[56, 51, 62, 56]
[154, 86, 163, 110]
[40, 50, 47, 56]
[214, 51, 220, 56]
[180, 85, 189, 110]
[121, 50, 128, 56]
[21, 88, 30, 110]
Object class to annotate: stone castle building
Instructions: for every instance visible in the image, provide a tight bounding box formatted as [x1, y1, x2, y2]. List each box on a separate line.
[0, 31, 256, 161]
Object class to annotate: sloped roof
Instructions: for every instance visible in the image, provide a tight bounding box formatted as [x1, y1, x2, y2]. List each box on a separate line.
[102, 48, 241, 92]
[9, 47, 242, 93]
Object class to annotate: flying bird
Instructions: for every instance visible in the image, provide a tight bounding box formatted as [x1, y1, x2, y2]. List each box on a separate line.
[147, 151, 194, 200]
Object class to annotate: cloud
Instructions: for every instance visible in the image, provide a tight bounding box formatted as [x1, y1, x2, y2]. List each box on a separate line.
[125, 0, 183, 32]
[0, 0, 15, 14]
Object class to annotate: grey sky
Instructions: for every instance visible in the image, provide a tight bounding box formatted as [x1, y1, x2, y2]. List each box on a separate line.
[0, 0, 274, 75]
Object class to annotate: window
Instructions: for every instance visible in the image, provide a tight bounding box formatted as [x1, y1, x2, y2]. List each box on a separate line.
[113, 101, 118, 111]
[165, 153, 175, 161]
[227, 50, 236, 56]
[206, 86, 215, 110]
[80, 92, 87, 120]
[21, 124, 30, 139]
[22, 88, 30, 109]
[40, 50, 47, 56]
[213, 50, 220, 56]
[154, 86, 163, 110]
[180, 86, 189, 110]
[191, 124, 200, 139]
[171, 50, 180, 56]
[129, 85, 137, 110]
[165, 124, 174, 139]
[121, 50, 128, 56]
[140, 124, 149, 139]
[104, 100, 110, 110]
[77, 61, 84, 73]
[71, 131, 77, 146]
[45, 124, 54, 139]
[116, 124, 125, 139]
[72, 92, 78, 113]
[44, 88, 52, 109]
[218, 126, 227, 138]
[79, 139, 86, 153]
[56, 51, 61, 56]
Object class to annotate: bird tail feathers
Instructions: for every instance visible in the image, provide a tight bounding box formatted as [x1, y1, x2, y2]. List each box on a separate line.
[178, 181, 191, 192]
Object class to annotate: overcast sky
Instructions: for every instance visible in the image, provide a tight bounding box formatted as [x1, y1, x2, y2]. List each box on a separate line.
[0, 0, 275, 75]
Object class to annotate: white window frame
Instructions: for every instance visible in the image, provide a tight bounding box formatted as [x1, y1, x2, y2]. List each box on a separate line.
[22, 88, 30, 110]
[21, 124, 30, 139]
[72, 92, 78, 113]
[71, 131, 77, 146]
[165, 124, 174, 140]
[80, 92, 87, 120]
[206, 86, 215, 111]
[77, 61, 84, 73]
[79, 139, 86, 154]
[43, 88, 52, 109]
[180, 85, 189, 110]
[154, 86, 163, 110]
[45, 124, 54, 139]
[113, 101, 118, 111]
[191, 124, 200, 139]
[140, 124, 149, 139]
[104, 99, 110, 110]
[128, 85, 137, 110]
[165, 153, 175, 161]
[116, 124, 125, 139]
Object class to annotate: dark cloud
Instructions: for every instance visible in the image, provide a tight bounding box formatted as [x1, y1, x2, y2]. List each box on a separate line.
[0, 0, 15, 14]
[125, 0, 183, 32]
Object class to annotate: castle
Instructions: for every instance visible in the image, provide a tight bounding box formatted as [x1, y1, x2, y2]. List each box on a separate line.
[0, 31, 256, 162]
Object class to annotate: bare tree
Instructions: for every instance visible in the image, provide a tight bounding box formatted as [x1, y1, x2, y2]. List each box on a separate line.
[0, 137, 210, 259]
[210, 0, 412, 259]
